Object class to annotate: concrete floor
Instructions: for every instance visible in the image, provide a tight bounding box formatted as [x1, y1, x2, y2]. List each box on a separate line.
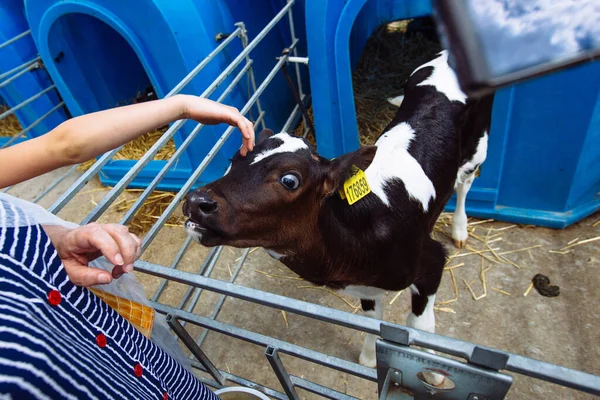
[6, 167, 599, 400]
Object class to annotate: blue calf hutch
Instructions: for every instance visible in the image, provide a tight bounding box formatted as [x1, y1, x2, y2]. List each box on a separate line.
[0, 0, 68, 147]
[24, 0, 307, 191]
[305, 0, 600, 228]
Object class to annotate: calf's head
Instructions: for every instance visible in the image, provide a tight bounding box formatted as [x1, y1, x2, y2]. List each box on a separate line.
[182, 129, 376, 251]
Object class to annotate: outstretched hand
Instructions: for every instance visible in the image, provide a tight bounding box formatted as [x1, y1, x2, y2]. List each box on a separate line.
[182, 96, 255, 156]
[43, 223, 141, 287]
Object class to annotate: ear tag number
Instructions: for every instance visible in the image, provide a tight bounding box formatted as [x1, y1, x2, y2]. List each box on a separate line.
[341, 165, 371, 205]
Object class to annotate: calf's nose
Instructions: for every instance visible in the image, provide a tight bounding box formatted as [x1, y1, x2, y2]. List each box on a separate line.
[187, 191, 218, 215]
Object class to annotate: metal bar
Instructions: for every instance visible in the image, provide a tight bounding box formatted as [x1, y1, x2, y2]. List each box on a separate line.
[195, 247, 251, 348]
[265, 347, 300, 400]
[281, 94, 306, 132]
[166, 314, 226, 385]
[54, 27, 249, 220]
[0, 101, 65, 150]
[286, 57, 309, 65]
[236, 22, 267, 131]
[286, 0, 304, 99]
[81, 34, 267, 225]
[153, 301, 377, 381]
[183, 246, 223, 312]
[137, 259, 379, 334]
[48, 148, 121, 214]
[289, 376, 359, 400]
[176, 246, 222, 310]
[0, 61, 39, 89]
[281, 61, 314, 136]
[191, 361, 287, 400]
[32, 165, 78, 203]
[149, 236, 193, 302]
[140, 46, 295, 252]
[54, 2, 294, 220]
[166, 27, 242, 98]
[0, 85, 55, 120]
[0, 57, 40, 81]
[0, 30, 31, 50]
[119, 61, 255, 226]
[137, 260, 600, 395]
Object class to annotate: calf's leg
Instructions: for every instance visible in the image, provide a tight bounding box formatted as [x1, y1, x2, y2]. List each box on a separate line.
[452, 173, 475, 248]
[358, 297, 382, 368]
[406, 240, 446, 386]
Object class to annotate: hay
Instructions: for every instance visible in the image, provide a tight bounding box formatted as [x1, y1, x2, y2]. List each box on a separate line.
[293, 17, 442, 147]
[78, 126, 176, 171]
[113, 190, 185, 236]
[352, 19, 442, 145]
[0, 106, 23, 137]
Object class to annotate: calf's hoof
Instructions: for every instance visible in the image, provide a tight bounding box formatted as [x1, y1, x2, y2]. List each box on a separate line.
[422, 371, 445, 387]
[359, 352, 377, 369]
[453, 238, 467, 249]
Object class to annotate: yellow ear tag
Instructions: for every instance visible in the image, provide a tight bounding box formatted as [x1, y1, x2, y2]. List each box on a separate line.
[342, 165, 371, 205]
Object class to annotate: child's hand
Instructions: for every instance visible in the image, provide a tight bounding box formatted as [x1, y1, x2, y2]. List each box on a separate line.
[182, 96, 255, 156]
[43, 223, 142, 287]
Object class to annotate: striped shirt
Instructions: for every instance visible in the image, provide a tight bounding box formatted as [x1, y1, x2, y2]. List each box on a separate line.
[0, 198, 218, 400]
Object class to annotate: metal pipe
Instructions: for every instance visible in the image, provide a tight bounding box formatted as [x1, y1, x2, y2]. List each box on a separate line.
[0, 102, 65, 150]
[137, 259, 379, 335]
[0, 30, 31, 50]
[0, 57, 40, 81]
[195, 247, 251, 348]
[119, 61, 255, 226]
[191, 361, 287, 400]
[149, 236, 193, 302]
[140, 46, 295, 252]
[0, 61, 39, 89]
[286, 0, 305, 99]
[33, 165, 79, 203]
[289, 376, 359, 400]
[48, 148, 121, 214]
[153, 301, 377, 381]
[183, 246, 223, 311]
[166, 314, 226, 385]
[281, 94, 306, 132]
[0, 85, 55, 120]
[166, 27, 242, 98]
[236, 22, 267, 131]
[82, 31, 278, 224]
[285, 56, 309, 65]
[138, 259, 600, 396]
[265, 347, 300, 400]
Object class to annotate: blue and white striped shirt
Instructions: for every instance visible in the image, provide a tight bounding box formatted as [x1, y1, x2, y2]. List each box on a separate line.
[0, 198, 218, 400]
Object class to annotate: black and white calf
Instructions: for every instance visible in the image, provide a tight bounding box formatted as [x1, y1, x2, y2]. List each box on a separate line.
[182, 50, 494, 386]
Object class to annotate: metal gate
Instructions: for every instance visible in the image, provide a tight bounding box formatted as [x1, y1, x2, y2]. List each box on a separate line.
[2, 1, 599, 399]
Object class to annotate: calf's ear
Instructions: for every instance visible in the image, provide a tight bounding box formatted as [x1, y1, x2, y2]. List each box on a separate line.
[257, 129, 275, 144]
[322, 145, 377, 197]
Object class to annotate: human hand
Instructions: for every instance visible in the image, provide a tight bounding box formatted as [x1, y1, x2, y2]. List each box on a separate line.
[43, 223, 142, 287]
[181, 96, 255, 156]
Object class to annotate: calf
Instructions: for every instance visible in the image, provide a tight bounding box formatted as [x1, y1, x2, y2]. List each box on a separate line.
[183, 50, 494, 386]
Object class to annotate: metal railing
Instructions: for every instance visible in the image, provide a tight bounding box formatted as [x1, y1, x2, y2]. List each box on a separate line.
[3, 1, 599, 399]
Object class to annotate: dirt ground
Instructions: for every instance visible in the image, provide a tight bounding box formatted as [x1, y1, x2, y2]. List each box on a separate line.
[5, 166, 599, 400]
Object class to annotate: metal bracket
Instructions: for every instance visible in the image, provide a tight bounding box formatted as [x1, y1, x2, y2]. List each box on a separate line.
[265, 346, 300, 400]
[376, 339, 512, 399]
[166, 314, 226, 385]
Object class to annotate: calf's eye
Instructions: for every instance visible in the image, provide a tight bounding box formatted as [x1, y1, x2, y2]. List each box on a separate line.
[280, 173, 300, 190]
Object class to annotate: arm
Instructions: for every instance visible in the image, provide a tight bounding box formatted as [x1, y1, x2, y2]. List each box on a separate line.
[0, 94, 254, 188]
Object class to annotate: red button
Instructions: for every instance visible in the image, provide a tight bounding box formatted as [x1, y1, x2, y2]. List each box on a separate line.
[47, 290, 62, 306]
[96, 333, 107, 348]
[134, 363, 143, 377]
[163, 393, 168, 400]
